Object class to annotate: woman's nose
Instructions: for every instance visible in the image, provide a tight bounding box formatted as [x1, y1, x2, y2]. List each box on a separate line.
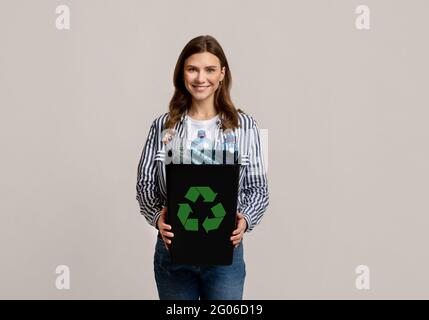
[196, 71, 206, 83]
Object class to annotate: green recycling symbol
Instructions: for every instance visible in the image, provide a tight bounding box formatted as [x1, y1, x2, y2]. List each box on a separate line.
[177, 186, 226, 233]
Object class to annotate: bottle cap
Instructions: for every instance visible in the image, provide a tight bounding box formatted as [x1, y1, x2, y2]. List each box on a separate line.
[197, 130, 206, 139]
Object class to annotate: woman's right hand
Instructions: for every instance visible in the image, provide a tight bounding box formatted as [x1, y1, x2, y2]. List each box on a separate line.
[157, 207, 174, 250]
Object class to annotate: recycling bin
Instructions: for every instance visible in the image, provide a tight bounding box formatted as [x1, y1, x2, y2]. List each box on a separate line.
[165, 163, 240, 265]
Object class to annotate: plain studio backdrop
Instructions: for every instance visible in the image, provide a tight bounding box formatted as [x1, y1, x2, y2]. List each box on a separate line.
[1, 0, 428, 299]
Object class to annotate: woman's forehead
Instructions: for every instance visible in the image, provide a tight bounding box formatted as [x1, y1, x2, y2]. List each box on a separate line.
[184, 52, 220, 67]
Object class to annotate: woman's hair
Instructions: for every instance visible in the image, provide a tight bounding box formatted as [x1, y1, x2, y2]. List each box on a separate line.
[164, 35, 243, 130]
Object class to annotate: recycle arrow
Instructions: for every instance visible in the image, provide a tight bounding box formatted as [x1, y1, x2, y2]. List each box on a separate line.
[202, 202, 226, 234]
[177, 203, 198, 231]
[177, 186, 226, 233]
[185, 186, 217, 203]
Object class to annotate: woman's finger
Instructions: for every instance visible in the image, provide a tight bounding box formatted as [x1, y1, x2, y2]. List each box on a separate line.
[163, 232, 174, 238]
[230, 234, 243, 242]
[162, 237, 171, 244]
[232, 226, 245, 235]
[161, 224, 171, 230]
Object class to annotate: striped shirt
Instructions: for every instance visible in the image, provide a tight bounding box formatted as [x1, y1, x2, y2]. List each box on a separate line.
[136, 111, 269, 233]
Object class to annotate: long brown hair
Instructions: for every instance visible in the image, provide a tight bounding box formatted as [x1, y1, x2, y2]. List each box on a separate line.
[164, 35, 243, 130]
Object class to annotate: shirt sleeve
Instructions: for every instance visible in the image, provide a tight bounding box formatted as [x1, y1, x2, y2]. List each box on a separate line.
[136, 120, 166, 229]
[239, 119, 269, 232]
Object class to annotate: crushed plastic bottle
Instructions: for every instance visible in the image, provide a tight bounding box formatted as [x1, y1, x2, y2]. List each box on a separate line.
[190, 130, 215, 164]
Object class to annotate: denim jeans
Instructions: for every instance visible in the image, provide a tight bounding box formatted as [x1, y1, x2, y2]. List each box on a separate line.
[153, 236, 246, 300]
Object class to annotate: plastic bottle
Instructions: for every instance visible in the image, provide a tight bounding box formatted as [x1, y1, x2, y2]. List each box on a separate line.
[223, 131, 238, 164]
[190, 130, 214, 164]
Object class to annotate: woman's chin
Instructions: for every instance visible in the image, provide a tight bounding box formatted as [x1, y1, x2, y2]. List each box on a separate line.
[190, 92, 213, 101]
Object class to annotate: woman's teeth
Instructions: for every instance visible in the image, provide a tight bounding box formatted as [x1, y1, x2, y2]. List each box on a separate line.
[192, 85, 210, 91]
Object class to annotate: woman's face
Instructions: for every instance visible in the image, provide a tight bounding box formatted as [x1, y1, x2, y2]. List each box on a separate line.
[183, 52, 225, 102]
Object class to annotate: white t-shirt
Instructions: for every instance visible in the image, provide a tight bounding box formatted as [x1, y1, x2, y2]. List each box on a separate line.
[185, 114, 220, 151]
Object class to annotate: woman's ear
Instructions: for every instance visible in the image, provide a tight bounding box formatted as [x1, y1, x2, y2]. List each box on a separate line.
[221, 66, 226, 80]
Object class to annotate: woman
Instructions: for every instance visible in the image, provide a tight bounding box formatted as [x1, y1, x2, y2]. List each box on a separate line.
[136, 35, 269, 300]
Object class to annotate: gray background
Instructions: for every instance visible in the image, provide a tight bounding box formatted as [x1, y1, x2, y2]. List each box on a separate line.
[1, 0, 428, 299]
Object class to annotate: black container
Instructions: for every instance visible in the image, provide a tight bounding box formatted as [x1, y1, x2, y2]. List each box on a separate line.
[165, 163, 240, 265]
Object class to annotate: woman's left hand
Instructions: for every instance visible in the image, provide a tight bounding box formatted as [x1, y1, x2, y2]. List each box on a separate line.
[230, 212, 247, 248]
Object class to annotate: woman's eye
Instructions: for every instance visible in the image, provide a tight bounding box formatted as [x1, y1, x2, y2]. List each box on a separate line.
[187, 68, 215, 73]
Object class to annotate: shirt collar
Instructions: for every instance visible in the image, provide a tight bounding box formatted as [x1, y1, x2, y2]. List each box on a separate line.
[179, 111, 223, 129]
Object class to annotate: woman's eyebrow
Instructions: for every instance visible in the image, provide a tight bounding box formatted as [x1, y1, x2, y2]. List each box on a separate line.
[186, 65, 218, 69]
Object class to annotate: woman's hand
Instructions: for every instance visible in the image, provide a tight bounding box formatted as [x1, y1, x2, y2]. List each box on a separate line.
[157, 207, 174, 250]
[230, 212, 247, 248]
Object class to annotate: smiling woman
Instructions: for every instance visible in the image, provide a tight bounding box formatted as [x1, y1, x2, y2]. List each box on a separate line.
[184, 56, 224, 98]
[164, 35, 240, 130]
[136, 35, 269, 300]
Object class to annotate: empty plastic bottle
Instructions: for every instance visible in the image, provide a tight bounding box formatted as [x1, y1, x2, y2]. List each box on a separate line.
[223, 131, 238, 164]
[190, 130, 214, 164]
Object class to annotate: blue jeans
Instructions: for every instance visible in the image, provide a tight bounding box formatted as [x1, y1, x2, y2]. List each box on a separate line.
[153, 236, 246, 300]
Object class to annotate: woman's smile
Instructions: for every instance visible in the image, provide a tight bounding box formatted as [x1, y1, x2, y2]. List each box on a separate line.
[192, 84, 211, 92]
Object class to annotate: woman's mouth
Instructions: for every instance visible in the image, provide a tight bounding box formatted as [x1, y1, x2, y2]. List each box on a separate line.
[192, 85, 211, 92]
